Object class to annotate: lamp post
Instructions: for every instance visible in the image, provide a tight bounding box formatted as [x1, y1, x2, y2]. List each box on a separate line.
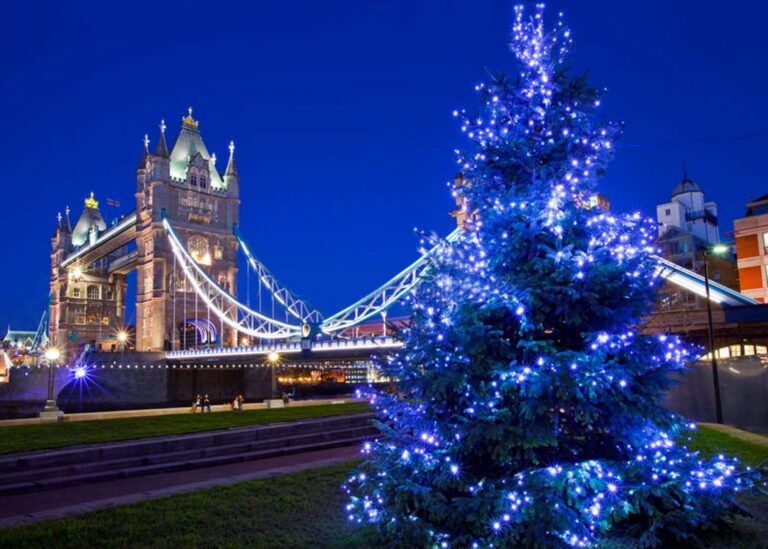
[267, 351, 280, 399]
[43, 346, 61, 415]
[702, 244, 728, 424]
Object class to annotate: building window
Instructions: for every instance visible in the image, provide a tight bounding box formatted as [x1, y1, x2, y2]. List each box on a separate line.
[71, 287, 81, 298]
[762, 232, 768, 252]
[200, 175, 207, 189]
[665, 208, 671, 216]
[87, 285, 99, 300]
[191, 174, 198, 186]
[105, 288, 113, 300]
[213, 243, 223, 260]
[75, 314, 86, 325]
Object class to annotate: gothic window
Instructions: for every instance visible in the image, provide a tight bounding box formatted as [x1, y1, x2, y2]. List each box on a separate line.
[72, 287, 81, 298]
[213, 243, 223, 260]
[217, 272, 228, 291]
[200, 175, 207, 189]
[87, 285, 99, 300]
[188, 235, 211, 265]
[191, 173, 198, 187]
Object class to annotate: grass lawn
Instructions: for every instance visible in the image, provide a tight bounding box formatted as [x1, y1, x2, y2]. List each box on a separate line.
[0, 425, 765, 548]
[0, 402, 370, 455]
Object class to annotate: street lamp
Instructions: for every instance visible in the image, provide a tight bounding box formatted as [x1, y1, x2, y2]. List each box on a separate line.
[267, 351, 280, 398]
[43, 346, 62, 415]
[117, 330, 129, 352]
[702, 243, 728, 424]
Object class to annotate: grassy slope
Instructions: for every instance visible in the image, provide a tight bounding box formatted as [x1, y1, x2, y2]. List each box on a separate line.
[0, 425, 765, 548]
[0, 403, 370, 455]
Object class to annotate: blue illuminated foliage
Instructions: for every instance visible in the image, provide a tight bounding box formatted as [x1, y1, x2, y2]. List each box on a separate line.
[343, 4, 763, 548]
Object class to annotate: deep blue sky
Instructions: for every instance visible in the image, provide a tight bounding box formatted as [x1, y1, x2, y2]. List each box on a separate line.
[2, 1, 767, 331]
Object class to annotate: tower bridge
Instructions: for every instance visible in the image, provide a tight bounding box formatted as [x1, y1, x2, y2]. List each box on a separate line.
[0, 109, 763, 416]
[44, 110, 757, 367]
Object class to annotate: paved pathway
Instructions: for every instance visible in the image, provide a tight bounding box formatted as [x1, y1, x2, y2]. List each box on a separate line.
[0, 444, 360, 529]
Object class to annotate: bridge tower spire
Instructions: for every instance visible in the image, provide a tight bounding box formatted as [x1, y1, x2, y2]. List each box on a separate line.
[224, 140, 239, 197]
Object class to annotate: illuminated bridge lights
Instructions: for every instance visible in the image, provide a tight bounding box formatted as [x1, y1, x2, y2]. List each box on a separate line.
[165, 336, 402, 361]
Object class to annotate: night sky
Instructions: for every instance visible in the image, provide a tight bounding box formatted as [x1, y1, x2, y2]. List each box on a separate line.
[2, 1, 767, 331]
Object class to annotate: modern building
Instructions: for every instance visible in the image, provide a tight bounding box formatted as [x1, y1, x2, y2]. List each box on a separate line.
[734, 194, 768, 302]
[648, 173, 737, 332]
[656, 172, 720, 244]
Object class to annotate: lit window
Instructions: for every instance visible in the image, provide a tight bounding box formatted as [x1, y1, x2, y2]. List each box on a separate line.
[75, 314, 86, 325]
[213, 244, 223, 260]
[762, 233, 768, 251]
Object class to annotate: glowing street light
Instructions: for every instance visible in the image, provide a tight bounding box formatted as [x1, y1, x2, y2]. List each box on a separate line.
[117, 331, 128, 343]
[702, 243, 729, 424]
[44, 347, 61, 362]
[42, 346, 62, 416]
[267, 351, 280, 398]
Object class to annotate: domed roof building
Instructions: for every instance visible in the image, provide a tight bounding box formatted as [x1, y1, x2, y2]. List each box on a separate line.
[656, 171, 720, 245]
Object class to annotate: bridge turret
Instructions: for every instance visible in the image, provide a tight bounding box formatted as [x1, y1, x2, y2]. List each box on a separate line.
[149, 119, 170, 182]
[224, 140, 239, 198]
[136, 134, 150, 192]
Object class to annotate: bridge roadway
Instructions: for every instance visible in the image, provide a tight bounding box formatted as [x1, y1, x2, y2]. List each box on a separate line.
[165, 336, 402, 364]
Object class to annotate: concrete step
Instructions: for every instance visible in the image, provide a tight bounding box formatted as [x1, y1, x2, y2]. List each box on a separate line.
[0, 425, 375, 488]
[0, 413, 374, 473]
[1, 434, 370, 496]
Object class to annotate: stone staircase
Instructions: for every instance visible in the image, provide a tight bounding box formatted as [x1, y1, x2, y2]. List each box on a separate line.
[0, 412, 374, 496]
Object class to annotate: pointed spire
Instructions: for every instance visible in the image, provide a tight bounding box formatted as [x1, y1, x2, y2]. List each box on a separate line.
[64, 206, 71, 231]
[225, 140, 239, 177]
[138, 134, 150, 169]
[155, 119, 169, 157]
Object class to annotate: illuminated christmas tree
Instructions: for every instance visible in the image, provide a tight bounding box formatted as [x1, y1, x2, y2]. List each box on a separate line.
[344, 4, 761, 548]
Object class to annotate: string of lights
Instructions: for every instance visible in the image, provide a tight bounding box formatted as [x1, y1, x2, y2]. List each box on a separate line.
[343, 5, 765, 548]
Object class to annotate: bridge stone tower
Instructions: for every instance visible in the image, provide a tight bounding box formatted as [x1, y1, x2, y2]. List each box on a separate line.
[49, 198, 129, 350]
[135, 110, 240, 351]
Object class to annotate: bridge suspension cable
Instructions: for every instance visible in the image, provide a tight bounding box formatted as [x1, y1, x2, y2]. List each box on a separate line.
[234, 226, 323, 324]
[318, 229, 461, 334]
[168, 208, 755, 346]
[163, 214, 303, 340]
